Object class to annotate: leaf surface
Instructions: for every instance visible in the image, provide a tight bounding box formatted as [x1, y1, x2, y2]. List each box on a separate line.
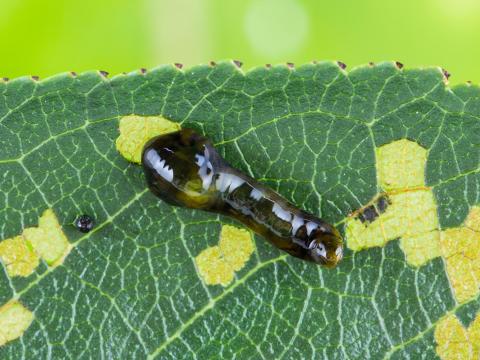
[1, 62, 480, 359]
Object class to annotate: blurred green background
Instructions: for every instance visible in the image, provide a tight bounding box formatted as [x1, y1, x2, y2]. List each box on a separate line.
[1, 0, 479, 84]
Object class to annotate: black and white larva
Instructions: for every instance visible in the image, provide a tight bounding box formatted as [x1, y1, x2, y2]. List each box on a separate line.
[142, 129, 343, 268]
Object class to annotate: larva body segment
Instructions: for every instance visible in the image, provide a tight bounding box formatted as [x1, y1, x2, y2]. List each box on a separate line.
[142, 129, 343, 268]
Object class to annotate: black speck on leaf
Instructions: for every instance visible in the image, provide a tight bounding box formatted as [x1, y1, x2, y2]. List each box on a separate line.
[287, 62, 294, 69]
[233, 60, 243, 68]
[99, 70, 109, 77]
[337, 61, 347, 70]
[395, 61, 404, 69]
[174, 63, 183, 69]
[376, 196, 391, 213]
[31, 75, 40, 81]
[358, 206, 378, 223]
[75, 215, 95, 233]
[140, 68, 147, 74]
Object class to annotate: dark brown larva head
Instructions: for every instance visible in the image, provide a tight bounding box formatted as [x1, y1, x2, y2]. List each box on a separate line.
[307, 225, 343, 268]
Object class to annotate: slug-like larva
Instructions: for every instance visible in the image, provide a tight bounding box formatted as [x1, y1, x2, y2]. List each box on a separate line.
[142, 129, 343, 268]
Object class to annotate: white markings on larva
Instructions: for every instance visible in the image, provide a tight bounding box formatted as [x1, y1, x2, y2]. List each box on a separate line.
[216, 173, 245, 193]
[306, 221, 317, 236]
[145, 149, 174, 182]
[195, 154, 205, 167]
[316, 243, 327, 258]
[272, 203, 292, 222]
[197, 148, 214, 190]
[250, 188, 263, 201]
[335, 246, 343, 259]
[291, 215, 304, 235]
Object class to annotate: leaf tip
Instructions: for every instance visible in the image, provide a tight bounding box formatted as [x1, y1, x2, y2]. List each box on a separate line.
[395, 61, 404, 69]
[337, 61, 347, 70]
[233, 60, 243, 68]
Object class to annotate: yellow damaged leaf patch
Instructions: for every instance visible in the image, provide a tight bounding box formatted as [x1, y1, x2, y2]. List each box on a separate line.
[435, 313, 480, 360]
[0, 301, 34, 346]
[195, 225, 254, 286]
[23, 209, 71, 266]
[116, 115, 181, 164]
[346, 139, 480, 304]
[0, 236, 39, 277]
[439, 206, 480, 303]
[346, 139, 441, 267]
[0, 209, 71, 277]
[376, 139, 427, 191]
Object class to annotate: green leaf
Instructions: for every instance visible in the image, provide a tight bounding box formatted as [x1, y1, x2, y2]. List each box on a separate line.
[1, 61, 480, 359]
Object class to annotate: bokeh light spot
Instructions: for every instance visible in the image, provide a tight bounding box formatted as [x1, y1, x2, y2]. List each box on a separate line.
[437, 0, 480, 18]
[244, 0, 309, 57]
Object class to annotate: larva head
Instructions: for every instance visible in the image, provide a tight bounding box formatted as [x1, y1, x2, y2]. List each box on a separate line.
[307, 225, 343, 268]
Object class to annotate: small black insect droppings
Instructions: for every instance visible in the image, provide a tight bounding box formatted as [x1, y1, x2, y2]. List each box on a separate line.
[99, 70, 109, 77]
[395, 61, 404, 69]
[467, 80, 472, 85]
[442, 68, 451, 80]
[337, 61, 347, 70]
[376, 195, 390, 214]
[369, 62, 375, 66]
[358, 206, 378, 224]
[2, 77, 9, 82]
[140, 68, 147, 74]
[31, 75, 40, 81]
[287, 62, 294, 69]
[265, 63, 272, 68]
[174, 63, 183, 69]
[358, 195, 390, 224]
[75, 215, 95, 233]
[70, 71, 77, 77]
[312, 60, 318, 64]
[233, 60, 243, 68]
[209, 61, 216, 66]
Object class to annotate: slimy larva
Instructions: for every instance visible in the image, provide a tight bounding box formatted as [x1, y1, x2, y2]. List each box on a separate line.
[142, 129, 343, 268]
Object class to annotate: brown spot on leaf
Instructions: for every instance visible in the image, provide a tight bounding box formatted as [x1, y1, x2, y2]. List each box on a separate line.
[442, 68, 451, 80]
